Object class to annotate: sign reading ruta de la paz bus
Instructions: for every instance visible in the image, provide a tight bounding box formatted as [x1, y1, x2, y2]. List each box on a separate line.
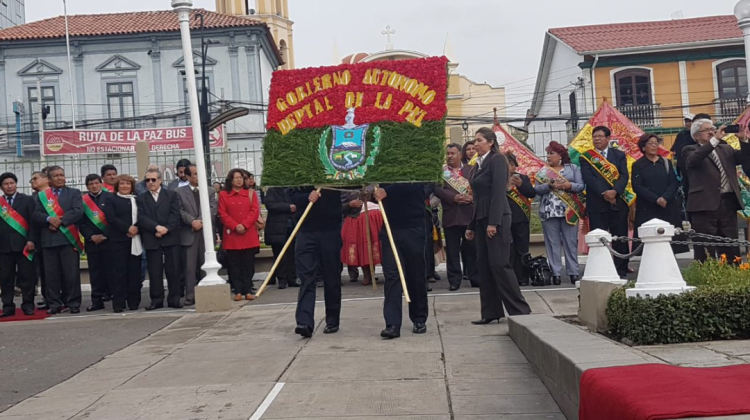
[42, 126, 225, 156]
[262, 56, 449, 187]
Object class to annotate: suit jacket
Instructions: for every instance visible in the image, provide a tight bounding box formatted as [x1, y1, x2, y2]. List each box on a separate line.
[136, 188, 181, 250]
[580, 147, 629, 214]
[33, 187, 84, 249]
[78, 191, 111, 253]
[434, 165, 476, 228]
[681, 140, 750, 213]
[176, 184, 217, 247]
[469, 151, 511, 229]
[0, 193, 36, 254]
[264, 187, 296, 245]
[103, 195, 136, 244]
[508, 173, 536, 224]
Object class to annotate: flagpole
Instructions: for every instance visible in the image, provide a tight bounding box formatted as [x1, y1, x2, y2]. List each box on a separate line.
[63, 0, 76, 130]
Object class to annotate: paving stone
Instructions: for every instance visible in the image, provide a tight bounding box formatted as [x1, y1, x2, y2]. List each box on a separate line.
[446, 363, 539, 380]
[170, 339, 303, 361]
[699, 341, 750, 357]
[262, 380, 449, 418]
[0, 394, 101, 417]
[636, 345, 745, 367]
[436, 318, 510, 337]
[449, 378, 549, 396]
[443, 340, 529, 364]
[300, 333, 443, 354]
[452, 393, 561, 415]
[282, 352, 444, 382]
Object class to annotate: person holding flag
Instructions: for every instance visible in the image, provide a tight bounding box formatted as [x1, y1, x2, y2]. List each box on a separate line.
[79, 174, 112, 312]
[33, 166, 84, 315]
[0, 172, 37, 317]
[100, 164, 118, 193]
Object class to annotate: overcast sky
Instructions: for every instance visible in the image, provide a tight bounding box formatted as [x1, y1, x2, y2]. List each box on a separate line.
[28, 0, 742, 117]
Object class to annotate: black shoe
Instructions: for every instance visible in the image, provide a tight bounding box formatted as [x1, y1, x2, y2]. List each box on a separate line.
[37, 302, 49, 310]
[86, 304, 105, 312]
[295, 324, 313, 338]
[323, 325, 339, 334]
[113, 308, 124, 313]
[552, 276, 561, 285]
[70, 308, 81, 314]
[432, 272, 441, 281]
[23, 308, 35, 316]
[145, 303, 163, 311]
[288, 279, 301, 287]
[278, 284, 287, 290]
[413, 322, 426, 334]
[518, 281, 530, 287]
[316, 281, 323, 288]
[102, 295, 112, 302]
[168, 303, 184, 309]
[47, 307, 61, 315]
[184, 299, 195, 306]
[427, 285, 433, 292]
[380, 325, 400, 339]
[472, 318, 502, 325]
[570, 275, 579, 284]
[448, 285, 460, 291]
[0, 310, 14, 318]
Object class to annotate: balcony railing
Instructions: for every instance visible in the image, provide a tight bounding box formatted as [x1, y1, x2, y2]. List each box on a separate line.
[616, 104, 662, 129]
[715, 97, 747, 120]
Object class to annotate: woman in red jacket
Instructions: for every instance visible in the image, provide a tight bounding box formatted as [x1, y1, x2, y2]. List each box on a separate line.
[218, 169, 260, 301]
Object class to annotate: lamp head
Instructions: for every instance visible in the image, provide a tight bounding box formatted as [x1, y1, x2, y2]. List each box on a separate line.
[171, 0, 193, 11]
[735, 0, 750, 21]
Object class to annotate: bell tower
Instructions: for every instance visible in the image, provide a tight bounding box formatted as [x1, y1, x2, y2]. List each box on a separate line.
[215, 0, 295, 69]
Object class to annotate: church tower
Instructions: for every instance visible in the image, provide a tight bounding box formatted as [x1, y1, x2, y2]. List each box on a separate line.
[215, 0, 295, 69]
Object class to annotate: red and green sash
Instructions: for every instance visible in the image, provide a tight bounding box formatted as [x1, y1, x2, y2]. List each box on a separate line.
[507, 187, 531, 220]
[442, 164, 471, 195]
[580, 149, 636, 206]
[102, 184, 114, 193]
[38, 188, 84, 253]
[536, 166, 587, 226]
[0, 196, 33, 261]
[82, 194, 109, 231]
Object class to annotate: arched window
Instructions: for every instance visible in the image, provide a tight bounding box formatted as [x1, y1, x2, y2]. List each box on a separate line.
[717, 60, 748, 100]
[279, 39, 288, 68]
[614, 69, 652, 107]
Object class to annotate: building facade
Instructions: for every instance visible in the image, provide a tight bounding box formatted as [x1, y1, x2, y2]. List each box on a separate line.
[0, 9, 281, 160]
[527, 15, 746, 153]
[0, 0, 24, 29]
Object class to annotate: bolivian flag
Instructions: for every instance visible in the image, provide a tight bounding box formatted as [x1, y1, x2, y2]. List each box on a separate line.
[568, 99, 671, 206]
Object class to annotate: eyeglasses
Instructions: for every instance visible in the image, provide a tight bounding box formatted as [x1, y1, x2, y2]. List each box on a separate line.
[645, 141, 661, 146]
[145, 178, 158, 183]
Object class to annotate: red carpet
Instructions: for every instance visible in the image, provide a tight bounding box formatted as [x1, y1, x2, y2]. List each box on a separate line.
[0, 308, 51, 323]
[579, 364, 750, 420]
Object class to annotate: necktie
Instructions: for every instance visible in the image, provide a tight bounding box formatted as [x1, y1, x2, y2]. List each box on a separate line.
[53, 189, 60, 197]
[6, 196, 12, 207]
[710, 150, 729, 192]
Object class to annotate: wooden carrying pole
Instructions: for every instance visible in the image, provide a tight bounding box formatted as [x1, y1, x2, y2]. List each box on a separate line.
[363, 194, 377, 290]
[256, 187, 322, 298]
[377, 195, 411, 303]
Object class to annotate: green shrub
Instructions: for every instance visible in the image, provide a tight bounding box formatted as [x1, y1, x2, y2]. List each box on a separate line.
[606, 261, 750, 345]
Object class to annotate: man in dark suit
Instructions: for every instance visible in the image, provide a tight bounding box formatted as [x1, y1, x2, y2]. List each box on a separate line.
[0, 173, 37, 317]
[580, 126, 631, 279]
[671, 113, 712, 220]
[505, 153, 537, 286]
[682, 120, 750, 263]
[79, 174, 112, 312]
[176, 164, 217, 306]
[33, 166, 84, 314]
[435, 143, 477, 291]
[167, 159, 191, 191]
[137, 168, 183, 310]
[264, 187, 298, 289]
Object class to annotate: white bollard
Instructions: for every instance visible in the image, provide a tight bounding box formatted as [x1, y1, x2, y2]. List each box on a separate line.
[626, 218, 695, 298]
[582, 229, 626, 284]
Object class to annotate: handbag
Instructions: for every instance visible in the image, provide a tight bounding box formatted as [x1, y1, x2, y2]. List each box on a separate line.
[248, 189, 266, 230]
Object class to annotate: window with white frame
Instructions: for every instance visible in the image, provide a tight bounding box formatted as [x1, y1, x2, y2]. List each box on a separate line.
[107, 82, 136, 129]
[27, 85, 56, 128]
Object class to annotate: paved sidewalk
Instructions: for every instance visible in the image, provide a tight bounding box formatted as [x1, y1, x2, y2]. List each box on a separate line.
[0, 289, 577, 420]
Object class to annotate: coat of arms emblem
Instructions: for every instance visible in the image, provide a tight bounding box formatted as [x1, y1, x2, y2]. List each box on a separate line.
[319, 108, 381, 181]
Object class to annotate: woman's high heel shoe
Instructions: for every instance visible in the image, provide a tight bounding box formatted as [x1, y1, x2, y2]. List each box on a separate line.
[471, 318, 502, 325]
[552, 276, 561, 285]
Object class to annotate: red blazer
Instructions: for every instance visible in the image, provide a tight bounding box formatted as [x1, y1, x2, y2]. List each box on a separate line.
[218, 188, 260, 250]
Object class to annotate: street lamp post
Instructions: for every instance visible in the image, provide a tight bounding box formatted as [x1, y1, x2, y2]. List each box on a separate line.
[171, 0, 225, 289]
[735, 0, 750, 103]
[196, 12, 213, 180]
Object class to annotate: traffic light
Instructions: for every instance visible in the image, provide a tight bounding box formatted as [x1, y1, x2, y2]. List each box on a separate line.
[41, 105, 51, 120]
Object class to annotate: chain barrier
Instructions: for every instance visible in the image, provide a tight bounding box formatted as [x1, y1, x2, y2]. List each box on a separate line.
[599, 230, 750, 259]
[599, 237, 644, 260]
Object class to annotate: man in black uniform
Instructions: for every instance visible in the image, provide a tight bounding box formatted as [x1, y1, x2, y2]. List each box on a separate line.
[79, 174, 112, 312]
[375, 184, 428, 339]
[0, 173, 37, 317]
[290, 187, 344, 337]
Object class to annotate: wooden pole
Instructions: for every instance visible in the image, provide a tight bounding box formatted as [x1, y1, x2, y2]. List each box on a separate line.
[256, 187, 322, 298]
[363, 192, 377, 290]
[377, 192, 411, 303]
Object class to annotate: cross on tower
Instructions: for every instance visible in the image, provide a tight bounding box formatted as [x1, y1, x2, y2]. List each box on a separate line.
[382, 25, 396, 51]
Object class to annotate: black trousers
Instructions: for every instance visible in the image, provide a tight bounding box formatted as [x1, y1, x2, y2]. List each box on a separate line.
[475, 217, 531, 319]
[146, 246, 180, 307]
[424, 216, 436, 278]
[44, 245, 82, 311]
[382, 225, 428, 330]
[0, 252, 35, 313]
[295, 230, 342, 328]
[226, 248, 256, 295]
[444, 225, 477, 288]
[691, 194, 741, 263]
[271, 240, 296, 286]
[109, 241, 143, 310]
[510, 221, 531, 284]
[86, 246, 109, 306]
[35, 249, 47, 301]
[588, 208, 630, 278]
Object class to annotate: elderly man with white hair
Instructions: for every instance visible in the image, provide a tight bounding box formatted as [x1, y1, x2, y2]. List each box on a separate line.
[681, 120, 750, 263]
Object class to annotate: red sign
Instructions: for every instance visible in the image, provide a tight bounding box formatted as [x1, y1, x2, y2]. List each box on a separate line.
[42, 126, 225, 155]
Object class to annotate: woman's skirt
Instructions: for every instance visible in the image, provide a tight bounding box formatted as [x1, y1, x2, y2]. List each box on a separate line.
[341, 211, 384, 267]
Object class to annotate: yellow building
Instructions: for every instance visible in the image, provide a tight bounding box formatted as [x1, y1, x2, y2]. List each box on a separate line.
[216, 0, 294, 69]
[527, 15, 746, 150]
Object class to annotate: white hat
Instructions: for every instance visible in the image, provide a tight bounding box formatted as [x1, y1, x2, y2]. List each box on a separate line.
[684, 113, 695, 120]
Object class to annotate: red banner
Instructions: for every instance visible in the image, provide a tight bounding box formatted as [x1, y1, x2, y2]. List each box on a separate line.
[492, 123, 545, 177]
[42, 126, 225, 156]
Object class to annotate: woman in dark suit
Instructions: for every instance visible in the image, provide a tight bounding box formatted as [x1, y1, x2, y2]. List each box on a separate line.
[632, 133, 689, 254]
[466, 128, 531, 324]
[102, 175, 143, 312]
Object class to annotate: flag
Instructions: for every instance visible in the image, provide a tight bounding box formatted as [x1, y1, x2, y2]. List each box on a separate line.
[492, 122, 545, 178]
[722, 106, 750, 219]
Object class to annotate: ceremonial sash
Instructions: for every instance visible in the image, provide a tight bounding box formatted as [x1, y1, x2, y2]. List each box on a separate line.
[442, 165, 471, 195]
[0, 196, 33, 261]
[536, 166, 586, 226]
[580, 149, 636, 206]
[507, 187, 531, 220]
[82, 194, 109, 231]
[38, 188, 84, 253]
[102, 184, 114, 193]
